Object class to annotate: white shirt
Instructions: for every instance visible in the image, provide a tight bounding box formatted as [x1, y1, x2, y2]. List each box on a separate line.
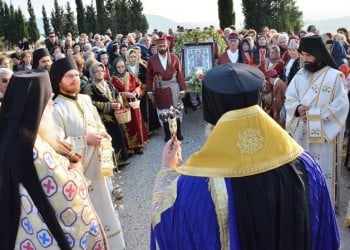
[158, 54, 168, 70]
[227, 50, 239, 63]
[128, 64, 137, 75]
[285, 58, 296, 78]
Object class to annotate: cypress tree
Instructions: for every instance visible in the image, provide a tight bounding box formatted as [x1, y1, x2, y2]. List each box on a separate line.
[242, 0, 302, 32]
[42, 6, 52, 37]
[128, 0, 148, 33]
[75, 0, 85, 34]
[63, 2, 79, 37]
[84, 3, 97, 34]
[115, 0, 129, 34]
[26, 0, 40, 43]
[218, 0, 235, 29]
[95, 0, 104, 34]
[50, 0, 64, 38]
[105, 0, 117, 34]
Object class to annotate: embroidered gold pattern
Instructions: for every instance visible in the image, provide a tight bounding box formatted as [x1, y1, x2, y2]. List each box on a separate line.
[236, 128, 264, 155]
[209, 178, 230, 250]
[151, 169, 179, 227]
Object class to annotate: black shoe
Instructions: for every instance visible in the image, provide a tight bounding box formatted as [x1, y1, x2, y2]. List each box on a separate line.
[176, 118, 184, 141]
[117, 160, 130, 167]
[163, 121, 171, 142]
[135, 148, 144, 155]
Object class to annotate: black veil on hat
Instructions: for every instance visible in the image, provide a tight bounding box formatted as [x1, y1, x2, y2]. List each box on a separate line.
[298, 35, 337, 69]
[50, 57, 78, 97]
[202, 63, 265, 125]
[0, 70, 70, 249]
[32, 48, 51, 69]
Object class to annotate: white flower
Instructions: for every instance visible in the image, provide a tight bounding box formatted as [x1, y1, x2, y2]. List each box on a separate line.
[193, 67, 204, 77]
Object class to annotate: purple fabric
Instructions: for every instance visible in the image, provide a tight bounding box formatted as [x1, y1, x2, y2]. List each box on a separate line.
[151, 152, 339, 249]
[299, 152, 340, 250]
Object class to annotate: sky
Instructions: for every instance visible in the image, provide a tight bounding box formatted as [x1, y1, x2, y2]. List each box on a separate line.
[5, 0, 350, 29]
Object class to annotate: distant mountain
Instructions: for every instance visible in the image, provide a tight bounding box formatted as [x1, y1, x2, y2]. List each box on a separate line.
[303, 16, 350, 33]
[146, 14, 220, 33]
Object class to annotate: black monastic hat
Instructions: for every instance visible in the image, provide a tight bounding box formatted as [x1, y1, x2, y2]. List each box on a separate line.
[32, 48, 51, 69]
[49, 57, 78, 96]
[298, 35, 337, 69]
[202, 63, 265, 125]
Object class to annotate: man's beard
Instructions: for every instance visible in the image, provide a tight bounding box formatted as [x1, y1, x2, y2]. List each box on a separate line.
[60, 81, 81, 95]
[38, 65, 51, 71]
[158, 49, 167, 55]
[304, 61, 325, 73]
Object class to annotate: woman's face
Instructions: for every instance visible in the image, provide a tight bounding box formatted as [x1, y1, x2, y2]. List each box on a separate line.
[269, 49, 277, 59]
[128, 52, 138, 65]
[120, 47, 127, 55]
[288, 48, 299, 59]
[73, 45, 81, 53]
[242, 43, 250, 52]
[116, 60, 126, 74]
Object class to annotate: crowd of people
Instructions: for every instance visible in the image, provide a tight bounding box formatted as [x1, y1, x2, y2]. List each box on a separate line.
[0, 23, 350, 248]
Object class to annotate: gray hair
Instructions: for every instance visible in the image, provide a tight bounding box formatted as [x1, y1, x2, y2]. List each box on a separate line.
[89, 62, 105, 80]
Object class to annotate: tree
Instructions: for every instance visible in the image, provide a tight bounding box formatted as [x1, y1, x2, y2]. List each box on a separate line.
[242, 0, 302, 33]
[84, 3, 97, 34]
[26, 0, 40, 43]
[104, 0, 117, 34]
[15, 8, 26, 45]
[115, 0, 129, 34]
[50, 0, 64, 38]
[75, 0, 85, 34]
[128, 0, 148, 33]
[63, 2, 79, 37]
[0, 0, 5, 37]
[95, 0, 104, 34]
[218, 0, 235, 30]
[42, 6, 52, 37]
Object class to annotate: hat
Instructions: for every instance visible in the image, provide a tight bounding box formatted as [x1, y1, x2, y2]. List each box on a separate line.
[202, 63, 265, 125]
[49, 57, 78, 96]
[166, 36, 175, 42]
[287, 38, 299, 49]
[32, 48, 50, 69]
[228, 32, 240, 40]
[155, 38, 168, 45]
[298, 35, 337, 69]
[10, 52, 21, 60]
[264, 68, 278, 79]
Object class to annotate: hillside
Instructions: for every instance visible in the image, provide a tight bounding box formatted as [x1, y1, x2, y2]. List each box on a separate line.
[146, 14, 220, 33]
[303, 15, 350, 33]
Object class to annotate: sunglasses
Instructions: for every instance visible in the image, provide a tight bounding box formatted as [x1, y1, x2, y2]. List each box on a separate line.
[1, 78, 9, 84]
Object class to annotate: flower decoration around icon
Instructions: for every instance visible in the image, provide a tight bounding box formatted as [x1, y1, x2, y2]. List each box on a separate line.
[186, 67, 206, 92]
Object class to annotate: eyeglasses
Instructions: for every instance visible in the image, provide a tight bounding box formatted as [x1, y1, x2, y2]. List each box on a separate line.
[116, 66, 125, 69]
[94, 70, 105, 73]
[1, 78, 9, 84]
[63, 73, 79, 79]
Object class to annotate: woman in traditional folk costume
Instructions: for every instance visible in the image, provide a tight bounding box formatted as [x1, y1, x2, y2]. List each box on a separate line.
[110, 57, 149, 155]
[125, 48, 160, 135]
